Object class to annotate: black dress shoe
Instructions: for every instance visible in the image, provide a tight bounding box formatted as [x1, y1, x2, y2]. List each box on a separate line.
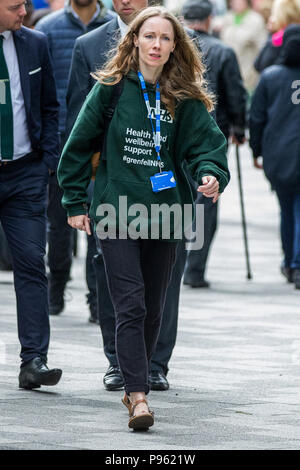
[294, 269, 300, 289]
[183, 278, 210, 288]
[88, 302, 99, 324]
[149, 370, 169, 391]
[48, 277, 66, 315]
[49, 300, 64, 315]
[103, 366, 124, 391]
[19, 357, 62, 390]
[280, 265, 294, 283]
[88, 314, 100, 324]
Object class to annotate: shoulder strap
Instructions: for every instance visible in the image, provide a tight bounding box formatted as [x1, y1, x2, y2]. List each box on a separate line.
[106, 78, 124, 120]
[101, 78, 124, 160]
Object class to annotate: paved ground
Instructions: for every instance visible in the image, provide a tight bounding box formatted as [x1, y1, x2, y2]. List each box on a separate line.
[0, 143, 300, 450]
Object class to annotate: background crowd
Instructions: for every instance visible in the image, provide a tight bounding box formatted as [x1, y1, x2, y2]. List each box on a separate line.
[1, 0, 297, 288]
[0, 0, 300, 396]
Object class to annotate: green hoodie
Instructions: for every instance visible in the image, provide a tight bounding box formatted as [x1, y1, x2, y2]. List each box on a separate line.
[58, 71, 230, 239]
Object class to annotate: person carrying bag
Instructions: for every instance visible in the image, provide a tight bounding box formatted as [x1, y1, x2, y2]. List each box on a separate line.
[58, 6, 229, 431]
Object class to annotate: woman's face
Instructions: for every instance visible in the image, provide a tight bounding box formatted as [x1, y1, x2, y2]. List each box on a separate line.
[134, 16, 175, 73]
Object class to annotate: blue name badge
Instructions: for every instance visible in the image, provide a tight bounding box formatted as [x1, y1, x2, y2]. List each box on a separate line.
[150, 171, 177, 193]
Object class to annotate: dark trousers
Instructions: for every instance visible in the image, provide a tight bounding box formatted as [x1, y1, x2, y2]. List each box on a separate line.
[47, 175, 98, 309]
[100, 238, 177, 395]
[184, 192, 218, 283]
[93, 249, 117, 365]
[276, 191, 300, 269]
[94, 237, 185, 374]
[0, 222, 12, 270]
[47, 173, 73, 287]
[150, 240, 187, 374]
[0, 155, 50, 364]
[86, 229, 97, 311]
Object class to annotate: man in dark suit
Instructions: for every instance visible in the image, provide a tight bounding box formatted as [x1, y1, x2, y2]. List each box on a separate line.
[0, 0, 62, 389]
[66, 0, 199, 392]
[182, 0, 246, 288]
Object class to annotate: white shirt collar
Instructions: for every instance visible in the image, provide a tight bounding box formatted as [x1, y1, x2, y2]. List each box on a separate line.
[1, 31, 12, 40]
[117, 16, 129, 38]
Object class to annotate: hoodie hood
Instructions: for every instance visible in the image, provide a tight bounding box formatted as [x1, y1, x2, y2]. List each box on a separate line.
[278, 24, 300, 67]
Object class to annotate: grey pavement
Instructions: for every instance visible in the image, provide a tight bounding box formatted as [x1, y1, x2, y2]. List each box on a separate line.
[0, 143, 299, 450]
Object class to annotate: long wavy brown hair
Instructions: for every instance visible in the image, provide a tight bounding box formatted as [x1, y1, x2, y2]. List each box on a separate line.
[92, 6, 214, 117]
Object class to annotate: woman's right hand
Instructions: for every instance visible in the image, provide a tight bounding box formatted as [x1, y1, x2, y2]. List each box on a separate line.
[67, 215, 91, 235]
[197, 175, 220, 203]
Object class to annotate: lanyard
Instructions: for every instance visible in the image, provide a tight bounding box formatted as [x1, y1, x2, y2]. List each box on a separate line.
[138, 71, 162, 172]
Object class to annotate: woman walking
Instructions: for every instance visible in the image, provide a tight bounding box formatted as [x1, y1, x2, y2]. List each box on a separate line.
[58, 6, 229, 430]
[250, 24, 300, 288]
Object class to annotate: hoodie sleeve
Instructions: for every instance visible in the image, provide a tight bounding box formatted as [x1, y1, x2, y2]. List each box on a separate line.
[176, 99, 230, 193]
[57, 82, 112, 216]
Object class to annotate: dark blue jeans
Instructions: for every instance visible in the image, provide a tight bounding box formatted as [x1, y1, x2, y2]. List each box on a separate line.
[100, 238, 177, 395]
[276, 191, 300, 269]
[0, 155, 50, 364]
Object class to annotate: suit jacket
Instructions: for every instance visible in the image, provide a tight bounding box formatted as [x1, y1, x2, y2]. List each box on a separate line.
[13, 27, 59, 171]
[194, 31, 247, 140]
[66, 17, 120, 138]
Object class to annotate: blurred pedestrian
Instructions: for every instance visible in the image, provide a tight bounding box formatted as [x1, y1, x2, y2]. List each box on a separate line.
[47, 0, 65, 9]
[35, 0, 114, 320]
[252, 0, 273, 24]
[0, 0, 62, 388]
[182, 0, 247, 288]
[29, 8, 52, 27]
[165, 0, 227, 16]
[23, 0, 34, 26]
[28, 0, 65, 28]
[58, 6, 229, 429]
[32, 0, 64, 9]
[250, 24, 300, 289]
[220, 0, 267, 93]
[254, 0, 300, 72]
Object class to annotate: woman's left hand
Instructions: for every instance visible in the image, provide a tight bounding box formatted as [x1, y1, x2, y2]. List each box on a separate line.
[197, 175, 220, 203]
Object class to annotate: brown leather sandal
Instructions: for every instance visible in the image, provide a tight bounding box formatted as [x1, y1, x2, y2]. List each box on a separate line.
[121, 393, 132, 415]
[128, 398, 154, 431]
